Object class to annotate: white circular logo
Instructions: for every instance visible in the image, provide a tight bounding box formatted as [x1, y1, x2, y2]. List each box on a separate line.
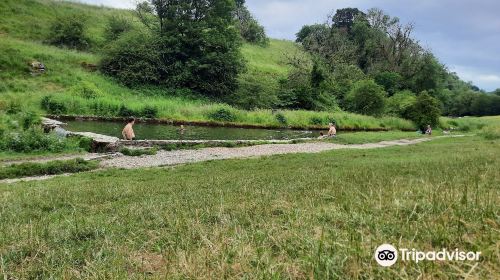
[375, 244, 398, 267]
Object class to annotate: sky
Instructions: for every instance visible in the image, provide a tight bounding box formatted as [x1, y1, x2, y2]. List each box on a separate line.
[75, 0, 500, 91]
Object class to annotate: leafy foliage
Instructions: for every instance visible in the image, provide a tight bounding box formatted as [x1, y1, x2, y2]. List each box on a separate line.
[345, 80, 386, 116]
[47, 15, 90, 50]
[406, 92, 441, 130]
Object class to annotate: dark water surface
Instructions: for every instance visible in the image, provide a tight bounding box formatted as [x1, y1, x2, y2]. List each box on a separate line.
[64, 120, 318, 140]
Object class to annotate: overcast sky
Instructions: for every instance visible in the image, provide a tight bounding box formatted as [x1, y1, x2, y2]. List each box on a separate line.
[75, 0, 500, 91]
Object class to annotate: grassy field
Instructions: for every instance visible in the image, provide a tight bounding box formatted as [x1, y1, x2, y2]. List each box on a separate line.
[1, 135, 498, 279]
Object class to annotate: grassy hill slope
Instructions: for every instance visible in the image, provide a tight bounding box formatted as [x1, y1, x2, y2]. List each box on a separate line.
[0, 0, 415, 130]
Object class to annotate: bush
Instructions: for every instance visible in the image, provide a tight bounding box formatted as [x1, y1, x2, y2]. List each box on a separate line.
[208, 108, 237, 122]
[0, 158, 98, 180]
[47, 15, 90, 50]
[118, 105, 137, 117]
[141, 105, 158, 119]
[100, 31, 161, 87]
[346, 80, 387, 116]
[21, 111, 40, 130]
[386, 90, 416, 117]
[309, 116, 324, 125]
[69, 82, 103, 99]
[406, 91, 442, 131]
[104, 15, 133, 41]
[275, 113, 287, 126]
[41, 96, 67, 114]
[2, 128, 68, 153]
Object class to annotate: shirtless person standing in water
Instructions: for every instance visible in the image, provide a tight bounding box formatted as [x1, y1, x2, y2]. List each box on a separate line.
[122, 117, 136, 140]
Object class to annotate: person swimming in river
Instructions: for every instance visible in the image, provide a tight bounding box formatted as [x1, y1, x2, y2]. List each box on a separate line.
[122, 117, 136, 140]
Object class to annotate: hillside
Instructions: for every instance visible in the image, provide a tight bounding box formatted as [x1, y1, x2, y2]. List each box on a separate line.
[0, 0, 415, 130]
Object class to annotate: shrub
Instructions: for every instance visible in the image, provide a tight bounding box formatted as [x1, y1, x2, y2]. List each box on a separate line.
[104, 15, 133, 41]
[406, 91, 441, 131]
[346, 80, 387, 116]
[141, 105, 158, 119]
[208, 108, 237, 122]
[41, 96, 67, 114]
[309, 116, 324, 125]
[275, 113, 287, 126]
[70, 82, 103, 99]
[0, 158, 98, 180]
[47, 15, 90, 50]
[386, 90, 416, 117]
[118, 105, 136, 117]
[78, 137, 93, 152]
[100, 31, 161, 87]
[2, 129, 67, 153]
[21, 111, 40, 130]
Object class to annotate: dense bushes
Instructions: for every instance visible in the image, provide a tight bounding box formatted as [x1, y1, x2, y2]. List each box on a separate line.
[100, 31, 161, 87]
[208, 108, 238, 122]
[0, 158, 98, 180]
[47, 15, 90, 50]
[345, 80, 386, 116]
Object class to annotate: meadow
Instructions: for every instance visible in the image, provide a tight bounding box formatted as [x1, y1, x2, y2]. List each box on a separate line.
[0, 133, 499, 279]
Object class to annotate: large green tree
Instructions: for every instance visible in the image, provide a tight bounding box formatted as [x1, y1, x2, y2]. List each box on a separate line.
[127, 0, 244, 97]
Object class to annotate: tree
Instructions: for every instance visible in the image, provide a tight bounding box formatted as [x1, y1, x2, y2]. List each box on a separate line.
[47, 15, 90, 50]
[296, 24, 329, 43]
[385, 90, 416, 117]
[111, 0, 245, 97]
[493, 89, 500, 96]
[234, 0, 268, 45]
[331, 8, 365, 31]
[374, 71, 402, 95]
[406, 91, 441, 130]
[345, 79, 386, 116]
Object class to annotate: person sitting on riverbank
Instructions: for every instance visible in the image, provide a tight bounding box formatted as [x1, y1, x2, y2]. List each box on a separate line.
[328, 123, 337, 137]
[122, 117, 136, 140]
[425, 125, 432, 135]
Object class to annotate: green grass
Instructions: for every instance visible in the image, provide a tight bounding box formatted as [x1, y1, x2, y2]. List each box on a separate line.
[330, 131, 425, 144]
[0, 158, 98, 179]
[0, 136, 498, 278]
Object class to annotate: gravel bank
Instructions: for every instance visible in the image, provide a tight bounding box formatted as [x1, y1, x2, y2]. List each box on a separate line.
[100, 138, 432, 169]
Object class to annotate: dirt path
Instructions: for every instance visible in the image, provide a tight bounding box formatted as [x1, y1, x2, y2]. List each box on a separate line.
[2, 137, 457, 184]
[100, 138, 433, 169]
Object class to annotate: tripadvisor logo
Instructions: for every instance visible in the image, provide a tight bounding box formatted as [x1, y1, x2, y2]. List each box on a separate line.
[374, 244, 481, 267]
